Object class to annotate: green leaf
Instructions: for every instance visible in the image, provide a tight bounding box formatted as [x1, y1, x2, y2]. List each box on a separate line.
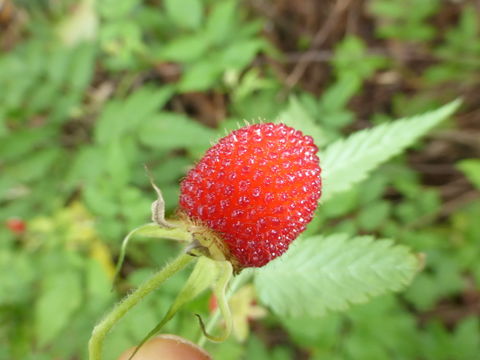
[246, 335, 270, 359]
[219, 39, 264, 70]
[205, 0, 237, 44]
[46, 47, 71, 86]
[0, 251, 35, 305]
[66, 145, 105, 187]
[322, 188, 358, 218]
[164, 0, 203, 30]
[277, 96, 328, 148]
[457, 159, 480, 190]
[369, 0, 439, 42]
[105, 138, 133, 189]
[86, 259, 114, 307]
[98, 0, 138, 19]
[138, 112, 216, 152]
[0, 128, 55, 161]
[358, 173, 389, 204]
[254, 234, 420, 317]
[320, 74, 361, 114]
[95, 87, 173, 144]
[9, 148, 61, 183]
[159, 33, 210, 62]
[35, 270, 83, 345]
[358, 200, 391, 231]
[83, 182, 119, 217]
[68, 43, 96, 91]
[332, 36, 387, 79]
[179, 60, 222, 92]
[27, 83, 59, 115]
[150, 156, 191, 184]
[453, 317, 480, 359]
[320, 100, 461, 202]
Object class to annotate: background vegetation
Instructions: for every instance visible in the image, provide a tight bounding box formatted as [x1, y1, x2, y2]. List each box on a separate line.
[1, 0, 479, 359]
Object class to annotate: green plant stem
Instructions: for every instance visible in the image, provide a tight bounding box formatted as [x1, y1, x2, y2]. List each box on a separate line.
[197, 269, 253, 347]
[89, 253, 194, 360]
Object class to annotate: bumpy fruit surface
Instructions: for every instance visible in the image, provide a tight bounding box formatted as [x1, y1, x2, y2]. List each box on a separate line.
[179, 123, 322, 268]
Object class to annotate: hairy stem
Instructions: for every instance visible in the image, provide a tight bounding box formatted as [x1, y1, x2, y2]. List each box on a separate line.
[89, 253, 194, 360]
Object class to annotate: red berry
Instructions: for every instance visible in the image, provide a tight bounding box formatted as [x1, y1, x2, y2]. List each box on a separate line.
[6, 218, 26, 234]
[179, 123, 322, 269]
[208, 294, 218, 313]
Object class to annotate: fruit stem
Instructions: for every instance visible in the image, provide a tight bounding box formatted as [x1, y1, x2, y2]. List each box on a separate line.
[88, 253, 194, 360]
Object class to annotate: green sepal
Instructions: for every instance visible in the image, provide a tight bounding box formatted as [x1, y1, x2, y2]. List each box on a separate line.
[196, 261, 234, 342]
[112, 223, 192, 287]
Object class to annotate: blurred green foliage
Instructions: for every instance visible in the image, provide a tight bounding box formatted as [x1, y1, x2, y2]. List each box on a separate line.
[1, 0, 479, 359]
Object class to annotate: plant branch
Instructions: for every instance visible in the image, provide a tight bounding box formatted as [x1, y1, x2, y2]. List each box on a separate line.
[89, 253, 194, 360]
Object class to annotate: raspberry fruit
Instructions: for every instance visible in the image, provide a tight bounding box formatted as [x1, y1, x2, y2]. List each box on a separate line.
[6, 218, 26, 234]
[179, 123, 322, 269]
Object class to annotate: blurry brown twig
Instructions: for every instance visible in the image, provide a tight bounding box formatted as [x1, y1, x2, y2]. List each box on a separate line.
[285, 0, 353, 88]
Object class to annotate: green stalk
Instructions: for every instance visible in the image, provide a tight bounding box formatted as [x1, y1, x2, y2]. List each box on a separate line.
[89, 253, 194, 360]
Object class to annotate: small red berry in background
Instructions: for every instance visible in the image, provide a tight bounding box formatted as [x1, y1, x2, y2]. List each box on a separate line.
[179, 122, 322, 269]
[208, 293, 218, 313]
[6, 218, 26, 234]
